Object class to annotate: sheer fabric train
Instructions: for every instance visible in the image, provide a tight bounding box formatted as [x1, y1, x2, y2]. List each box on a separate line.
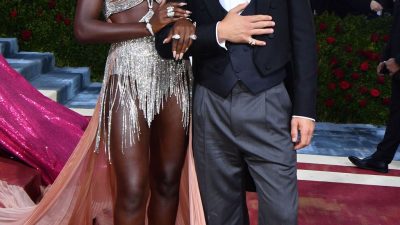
[0, 53, 206, 224]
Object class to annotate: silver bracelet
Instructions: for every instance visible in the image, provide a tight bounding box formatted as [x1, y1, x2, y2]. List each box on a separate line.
[145, 19, 154, 36]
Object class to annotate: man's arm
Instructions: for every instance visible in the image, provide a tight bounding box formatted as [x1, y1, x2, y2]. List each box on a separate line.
[289, 0, 318, 119]
[288, 0, 318, 150]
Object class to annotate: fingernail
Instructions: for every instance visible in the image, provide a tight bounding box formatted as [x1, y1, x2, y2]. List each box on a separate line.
[185, 48, 188, 52]
[173, 51, 176, 58]
[179, 2, 187, 6]
[163, 39, 167, 44]
[179, 53, 184, 60]
[186, 10, 192, 14]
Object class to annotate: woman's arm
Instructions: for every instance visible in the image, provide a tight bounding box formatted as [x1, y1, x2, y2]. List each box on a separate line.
[74, 0, 188, 43]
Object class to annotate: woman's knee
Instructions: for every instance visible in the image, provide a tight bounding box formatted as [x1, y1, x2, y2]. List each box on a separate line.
[116, 181, 148, 213]
[152, 166, 181, 198]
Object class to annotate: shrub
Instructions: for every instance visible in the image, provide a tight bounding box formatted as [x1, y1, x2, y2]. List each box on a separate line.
[0, 0, 108, 81]
[315, 13, 393, 124]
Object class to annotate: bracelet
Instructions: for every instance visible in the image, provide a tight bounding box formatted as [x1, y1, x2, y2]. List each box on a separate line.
[145, 19, 154, 36]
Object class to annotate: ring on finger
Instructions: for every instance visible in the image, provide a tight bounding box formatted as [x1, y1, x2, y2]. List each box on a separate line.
[167, 10, 175, 18]
[172, 34, 181, 40]
[248, 37, 256, 46]
[189, 34, 197, 40]
[167, 6, 175, 12]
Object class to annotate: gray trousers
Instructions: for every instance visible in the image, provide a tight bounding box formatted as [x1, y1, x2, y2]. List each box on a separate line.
[192, 82, 298, 225]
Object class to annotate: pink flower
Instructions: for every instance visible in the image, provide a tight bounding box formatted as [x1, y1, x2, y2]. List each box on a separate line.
[319, 23, 328, 32]
[325, 99, 335, 108]
[339, 81, 351, 90]
[21, 30, 32, 41]
[48, 0, 56, 9]
[370, 88, 381, 97]
[351, 73, 360, 80]
[377, 76, 385, 84]
[328, 82, 336, 90]
[382, 97, 391, 106]
[64, 18, 71, 26]
[55, 13, 63, 23]
[360, 61, 369, 72]
[326, 37, 336, 45]
[9, 9, 17, 18]
[333, 68, 345, 80]
[371, 33, 379, 43]
[359, 99, 367, 108]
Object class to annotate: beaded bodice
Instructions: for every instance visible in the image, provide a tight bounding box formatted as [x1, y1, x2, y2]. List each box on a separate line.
[104, 0, 162, 18]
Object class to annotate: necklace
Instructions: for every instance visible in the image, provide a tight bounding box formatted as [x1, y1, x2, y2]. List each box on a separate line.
[139, 0, 154, 22]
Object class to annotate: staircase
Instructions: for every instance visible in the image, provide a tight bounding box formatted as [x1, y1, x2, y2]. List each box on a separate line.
[0, 38, 101, 116]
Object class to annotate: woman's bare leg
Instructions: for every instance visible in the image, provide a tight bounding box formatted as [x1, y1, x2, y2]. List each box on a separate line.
[148, 95, 188, 225]
[108, 76, 152, 225]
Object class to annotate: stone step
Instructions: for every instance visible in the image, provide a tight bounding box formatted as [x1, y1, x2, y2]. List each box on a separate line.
[0, 42, 6, 55]
[30, 71, 84, 104]
[7, 52, 55, 74]
[65, 82, 102, 109]
[6, 58, 42, 81]
[54, 67, 91, 89]
[0, 38, 19, 57]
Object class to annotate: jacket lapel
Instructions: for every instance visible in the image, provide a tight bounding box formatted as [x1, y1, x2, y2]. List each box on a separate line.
[256, 0, 271, 14]
[201, 0, 227, 21]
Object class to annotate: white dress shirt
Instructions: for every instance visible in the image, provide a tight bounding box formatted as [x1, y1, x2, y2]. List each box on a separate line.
[215, 0, 315, 122]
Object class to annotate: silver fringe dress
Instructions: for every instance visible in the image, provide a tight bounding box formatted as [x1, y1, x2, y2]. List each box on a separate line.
[96, 0, 192, 160]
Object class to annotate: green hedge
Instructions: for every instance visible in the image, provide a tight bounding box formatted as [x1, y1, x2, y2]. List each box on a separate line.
[0, 0, 108, 81]
[0, 2, 394, 124]
[315, 13, 392, 124]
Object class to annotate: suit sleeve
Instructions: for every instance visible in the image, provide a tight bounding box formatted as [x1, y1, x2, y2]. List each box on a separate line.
[288, 0, 318, 119]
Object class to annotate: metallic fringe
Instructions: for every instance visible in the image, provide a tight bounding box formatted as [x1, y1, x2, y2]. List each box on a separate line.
[95, 37, 191, 162]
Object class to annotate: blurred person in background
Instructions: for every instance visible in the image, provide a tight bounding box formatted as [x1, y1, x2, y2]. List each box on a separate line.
[349, 0, 400, 173]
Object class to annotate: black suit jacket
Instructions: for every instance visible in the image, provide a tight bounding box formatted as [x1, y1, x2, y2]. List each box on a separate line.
[156, 0, 318, 119]
[383, 0, 400, 61]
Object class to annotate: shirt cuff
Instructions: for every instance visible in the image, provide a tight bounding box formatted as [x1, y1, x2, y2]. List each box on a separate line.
[292, 115, 316, 122]
[216, 22, 227, 50]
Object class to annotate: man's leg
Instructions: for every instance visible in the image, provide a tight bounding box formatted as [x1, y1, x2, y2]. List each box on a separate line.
[192, 84, 249, 225]
[372, 78, 400, 163]
[232, 83, 298, 225]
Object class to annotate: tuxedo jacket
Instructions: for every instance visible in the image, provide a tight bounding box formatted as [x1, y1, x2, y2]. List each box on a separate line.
[383, 0, 400, 62]
[156, 0, 318, 119]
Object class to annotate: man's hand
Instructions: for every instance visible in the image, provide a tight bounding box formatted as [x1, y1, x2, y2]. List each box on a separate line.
[370, 0, 383, 12]
[218, 3, 275, 46]
[291, 117, 315, 150]
[385, 58, 400, 76]
[377, 61, 386, 76]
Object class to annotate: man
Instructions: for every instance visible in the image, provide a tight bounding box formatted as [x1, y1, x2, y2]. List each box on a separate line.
[157, 0, 317, 224]
[349, 0, 400, 173]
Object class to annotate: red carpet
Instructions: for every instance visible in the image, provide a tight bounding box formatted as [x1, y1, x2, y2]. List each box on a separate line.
[1, 154, 399, 224]
[247, 160, 400, 225]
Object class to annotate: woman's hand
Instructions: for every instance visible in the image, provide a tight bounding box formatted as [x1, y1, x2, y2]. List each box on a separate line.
[151, 1, 191, 33]
[163, 19, 196, 60]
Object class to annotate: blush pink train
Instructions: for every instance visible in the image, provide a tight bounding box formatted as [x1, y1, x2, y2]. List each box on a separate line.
[0, 56, 206, 224]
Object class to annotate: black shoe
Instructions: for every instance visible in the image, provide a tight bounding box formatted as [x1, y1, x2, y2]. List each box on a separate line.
[348, 156, 389, 173]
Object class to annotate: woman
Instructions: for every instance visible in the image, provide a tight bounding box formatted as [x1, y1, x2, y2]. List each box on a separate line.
[0, 0, 203, 224]
[0, 55, 89, 185]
